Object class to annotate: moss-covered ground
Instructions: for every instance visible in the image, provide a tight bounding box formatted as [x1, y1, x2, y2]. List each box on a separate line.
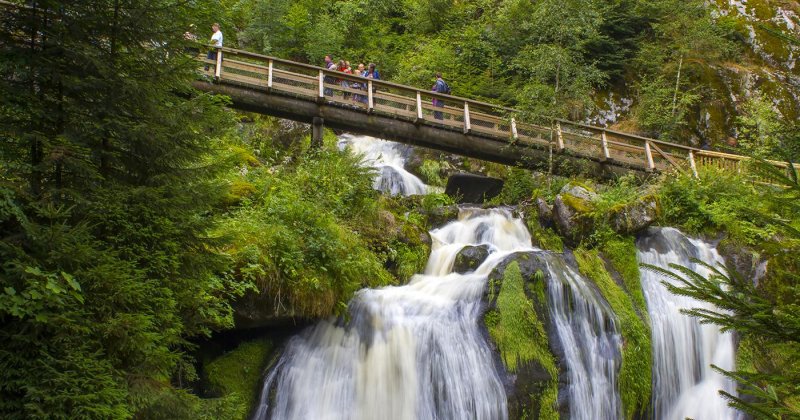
[574, 249, 652, 420]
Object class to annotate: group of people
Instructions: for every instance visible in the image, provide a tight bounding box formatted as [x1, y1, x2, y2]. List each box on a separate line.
[322, 55, 451, 120]
[323, 55, 380, 104]
[198, 23, 453, 120]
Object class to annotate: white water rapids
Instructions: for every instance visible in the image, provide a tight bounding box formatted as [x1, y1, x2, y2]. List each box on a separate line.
[638, 227, 741, 420]
[253, 208, 627, 420]
[338, 134, 428, 196]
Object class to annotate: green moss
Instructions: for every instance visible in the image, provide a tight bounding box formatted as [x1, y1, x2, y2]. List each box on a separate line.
[574, 249, 652, 420]
[487, 262, 557, 375]
[529, 223, 564, 253]
[603, 237, 649, 321]
[486, 262, 559, 419]
[204, 339, 273, 420]
[561, 192, 594, 214]
[537, 382, 559, 420]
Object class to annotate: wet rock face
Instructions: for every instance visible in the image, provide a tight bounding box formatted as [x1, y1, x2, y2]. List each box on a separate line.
[609, 195, 659, 235]
[233, 291, 299, 330]
[552, 183, 597, 245]
[445, 173, 504, 204]
[453, 245, 491, 274]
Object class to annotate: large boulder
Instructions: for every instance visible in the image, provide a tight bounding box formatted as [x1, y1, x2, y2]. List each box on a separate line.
[452, 245, 491, 274]
[552, 182, 597, 244]
[445, 173, 504, 204]
[535, 197, 555, 229]
[609, 195, 659, 235]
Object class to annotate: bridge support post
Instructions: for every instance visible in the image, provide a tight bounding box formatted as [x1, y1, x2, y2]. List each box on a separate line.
[311, 117, 324, 149]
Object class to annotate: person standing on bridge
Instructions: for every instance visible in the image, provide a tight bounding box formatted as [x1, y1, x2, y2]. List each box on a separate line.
[206, 23, 223, 71]
[431, 72, 450, 120]
[366, 63, 380, 80]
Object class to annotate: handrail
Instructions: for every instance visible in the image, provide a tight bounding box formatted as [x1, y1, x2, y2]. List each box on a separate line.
[209, 46, 796, 173]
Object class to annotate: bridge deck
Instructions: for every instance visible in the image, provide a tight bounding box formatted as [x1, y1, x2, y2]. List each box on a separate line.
[195, 47, 794, 179]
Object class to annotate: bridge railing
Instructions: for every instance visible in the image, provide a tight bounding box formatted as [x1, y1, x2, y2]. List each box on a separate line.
[201, 47, 795, 178]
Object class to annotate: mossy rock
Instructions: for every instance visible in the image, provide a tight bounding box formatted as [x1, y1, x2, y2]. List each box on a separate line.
[553, 183, 597, 245]
[204, 339, 274, 420]
[453, 244, 491, 274]
[609, 195, 659, 235]
[484, 252, 559, 419]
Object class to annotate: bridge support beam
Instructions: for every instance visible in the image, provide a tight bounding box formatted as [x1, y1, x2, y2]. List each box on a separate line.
[311, 117, 324, 148]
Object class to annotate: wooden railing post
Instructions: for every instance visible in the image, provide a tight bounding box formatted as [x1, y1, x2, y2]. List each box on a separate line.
[318, 70, 324, 99]
[688, 151, 698, 178]
[416, 91, 423, 122]
[511, 117, 518, 140]
[463, 102, 471, 133]
[215, 49, 223, 79]
[267, 59, 273, 89]
[367, 80, 374, 113]
[556, 122, 565, 151]
[644, 141, 655, 171]
[601, 130, 610, 161]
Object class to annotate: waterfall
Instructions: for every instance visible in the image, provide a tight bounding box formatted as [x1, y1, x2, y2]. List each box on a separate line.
[252, 207, 627, 419]
[253, 208, 527, 420]
[543, 254, 623, 419]
[338, 134, 428, 196]
[637, 227, 740, 420]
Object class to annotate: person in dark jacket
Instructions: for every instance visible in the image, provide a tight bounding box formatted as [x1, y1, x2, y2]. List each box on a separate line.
[431, 72, 450, 120]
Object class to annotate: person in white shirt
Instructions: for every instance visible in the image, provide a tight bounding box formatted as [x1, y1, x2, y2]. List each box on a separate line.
[206, 23, 223, 71]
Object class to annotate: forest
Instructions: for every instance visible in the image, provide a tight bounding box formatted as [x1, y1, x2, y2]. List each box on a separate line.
[0, 0, 798, 419]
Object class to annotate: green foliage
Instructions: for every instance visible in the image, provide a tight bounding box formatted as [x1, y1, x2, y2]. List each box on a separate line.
[574, 249, 651, 420]
[421, 192, 456, 212]
[204, 340, 273, 420]
[418, 159, 446, 187]
[0, 1, 251, 416]
[217, 150, 395, 318]
[492, 168, 536, 205]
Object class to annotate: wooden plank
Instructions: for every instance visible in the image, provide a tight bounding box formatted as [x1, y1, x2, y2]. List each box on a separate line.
[601, 131, 610, 161]
[267, 60, 273, 88]
[271, 68, 317, 85]
[318, 70, 324, 98]
[463, 102, 471, 133]
[644, 141, 655, 171]
[511, 118, 519, 140]
[367, 81, 374, 112]
[689, 151, 698, 178]
[222, 71, 268, 87]
[416, 92, 423, 122]
[556, 122, 565, 151]
[649, 141, 686, 174]
[215, 50, 222, 78]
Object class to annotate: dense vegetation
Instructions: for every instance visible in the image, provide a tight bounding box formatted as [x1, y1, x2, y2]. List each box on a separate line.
[1, 0, 798, 418]
[0, 2, 426, 417]
[218, 0, 798, 152]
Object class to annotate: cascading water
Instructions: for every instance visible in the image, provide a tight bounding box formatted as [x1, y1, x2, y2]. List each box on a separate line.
[637, 227, 740, 420]
[543, 255, 623, 419]
[253, 206, 626, 420]
[253, 208, 528, 420]
[338, 134, 428, 196]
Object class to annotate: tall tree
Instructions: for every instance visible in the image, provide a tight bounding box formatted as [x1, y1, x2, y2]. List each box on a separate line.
[0, 1, 246, 417]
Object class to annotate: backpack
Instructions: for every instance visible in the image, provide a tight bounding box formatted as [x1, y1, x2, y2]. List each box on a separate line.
[437, 80, 451, 95]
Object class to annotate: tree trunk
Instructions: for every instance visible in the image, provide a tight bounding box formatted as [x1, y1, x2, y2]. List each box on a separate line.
[671, 53, 683, 117]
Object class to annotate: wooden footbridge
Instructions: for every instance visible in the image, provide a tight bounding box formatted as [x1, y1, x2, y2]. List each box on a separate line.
[194, 48, 794, 178]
